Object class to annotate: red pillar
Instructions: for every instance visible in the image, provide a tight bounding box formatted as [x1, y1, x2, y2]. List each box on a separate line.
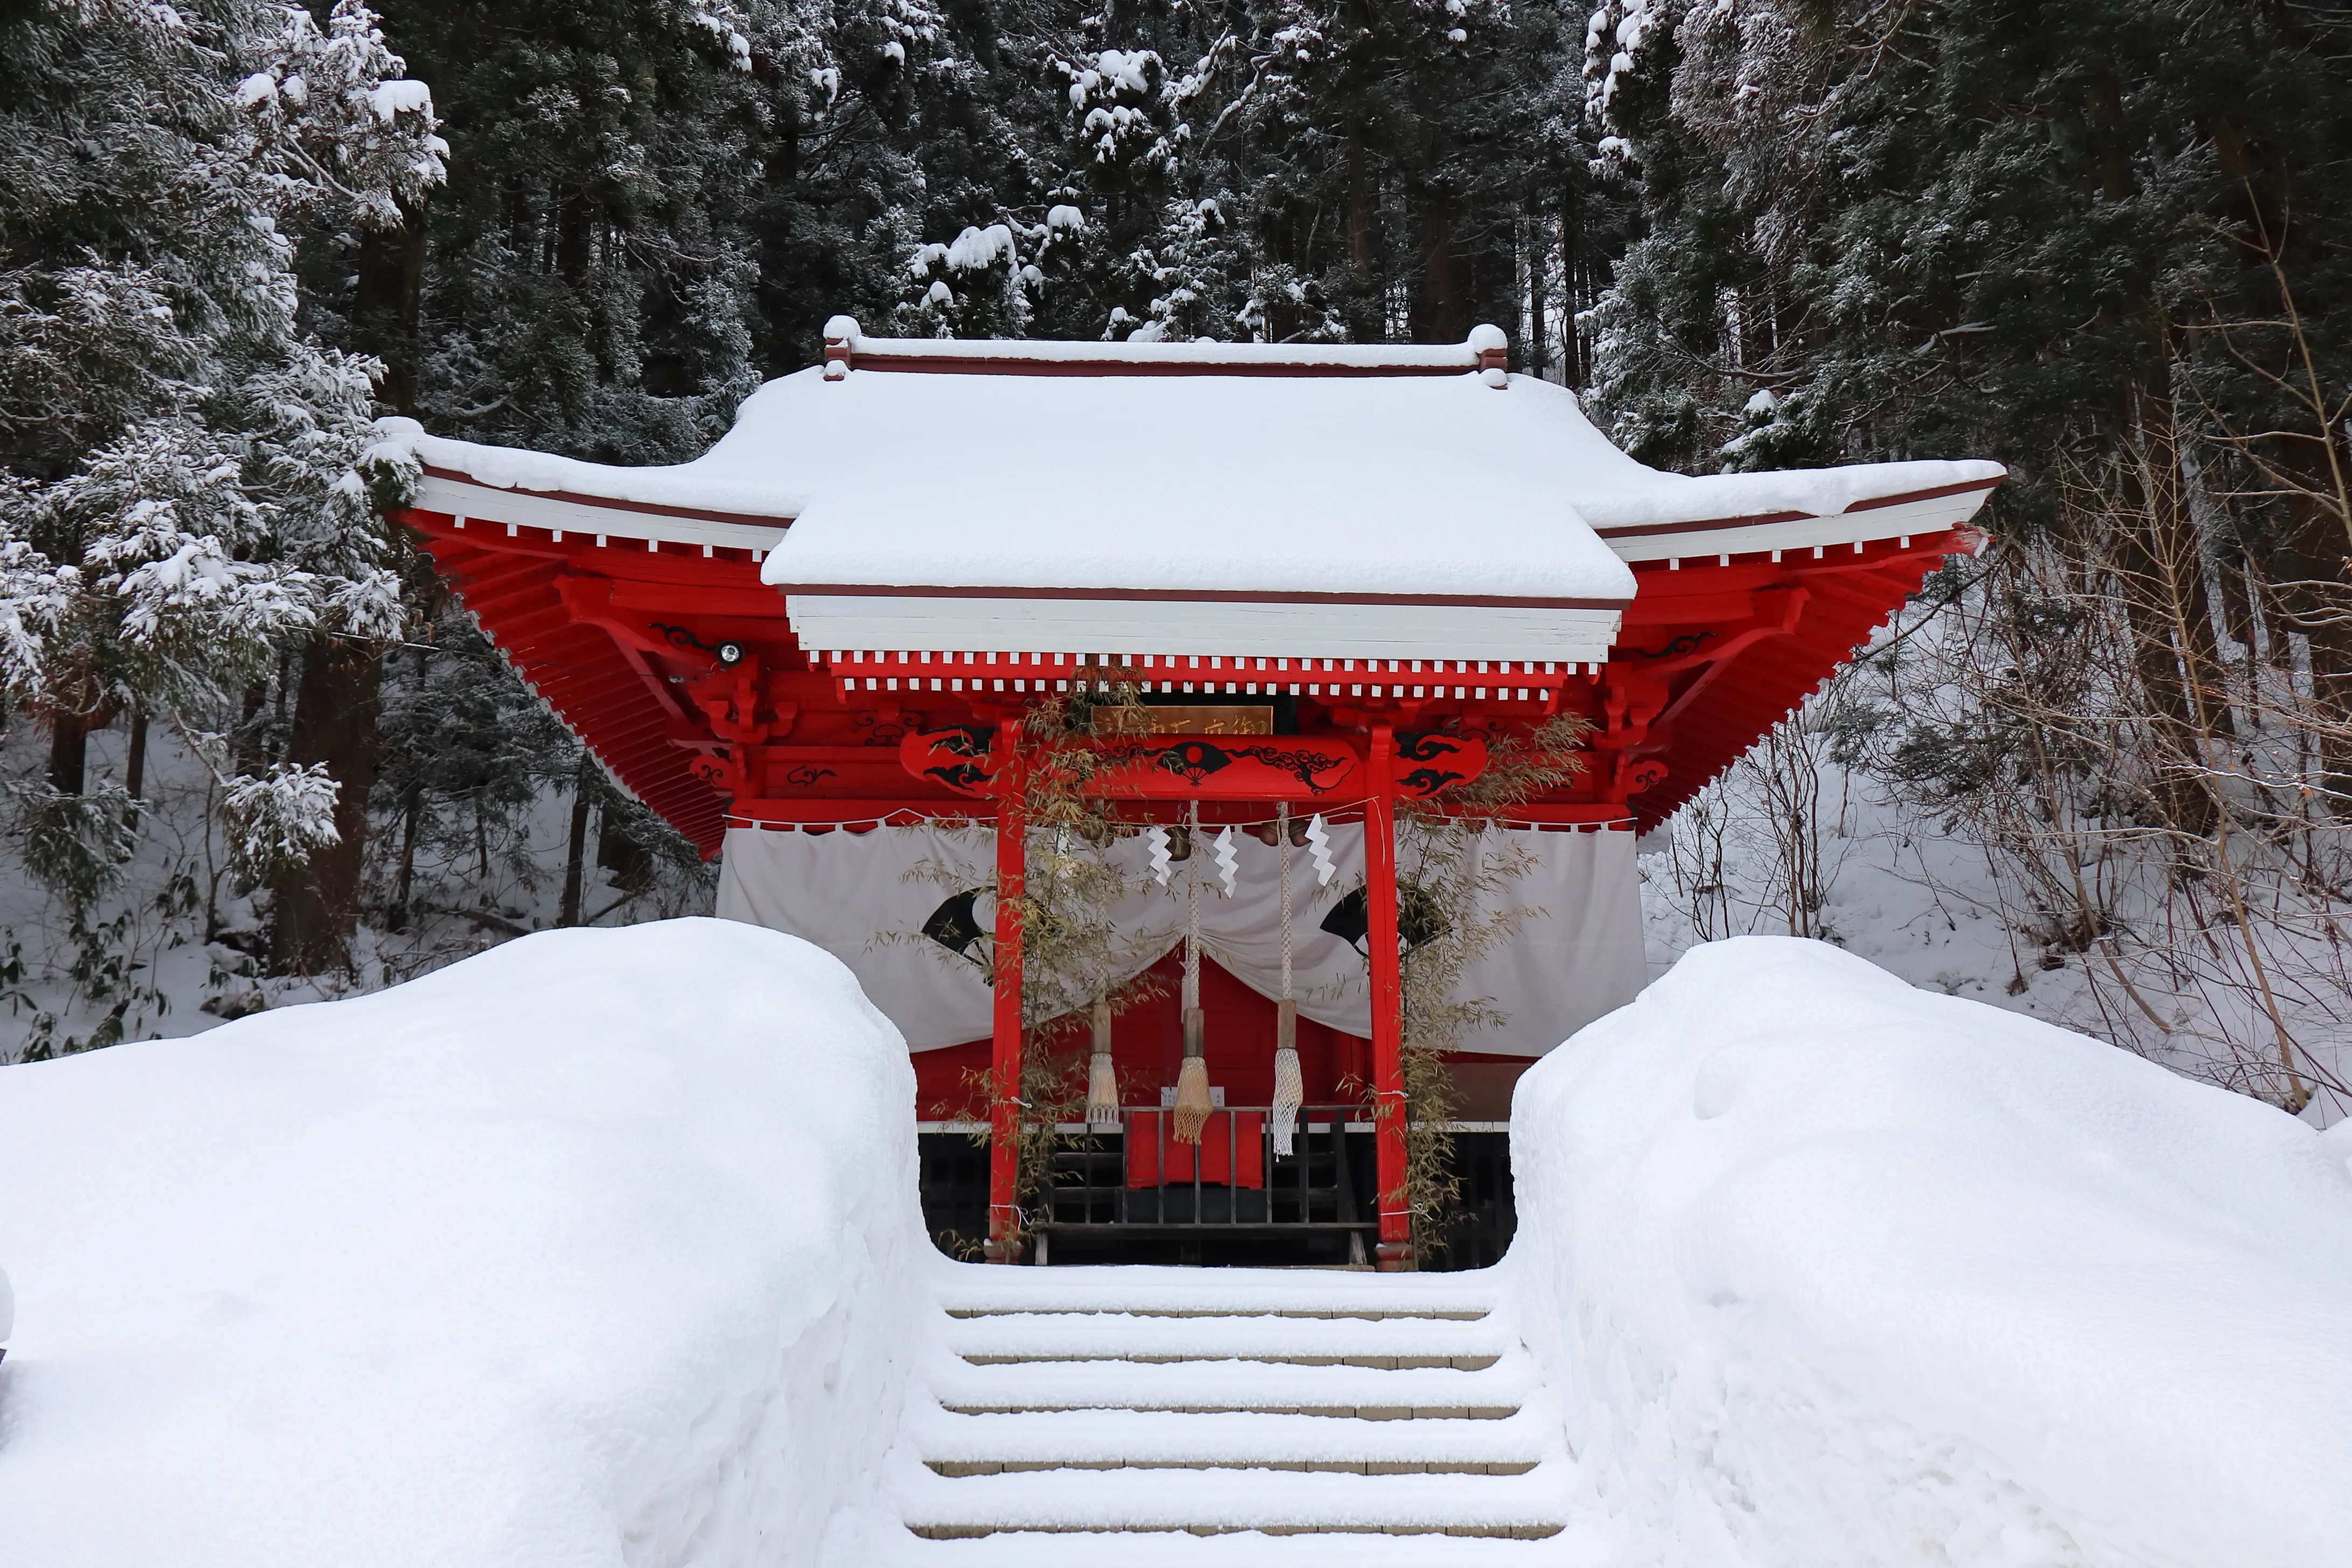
[987, 718, 1025, 1261]
[1364, 723, 1411, 1267]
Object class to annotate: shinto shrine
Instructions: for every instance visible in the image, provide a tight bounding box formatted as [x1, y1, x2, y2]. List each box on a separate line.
[382, 318, 2001, 1268]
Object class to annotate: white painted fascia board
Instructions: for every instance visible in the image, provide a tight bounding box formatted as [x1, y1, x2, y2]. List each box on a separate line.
[1601, 488, 1992, 563]
[782, 597, 1624, 666]
[412, 473, 791, 553]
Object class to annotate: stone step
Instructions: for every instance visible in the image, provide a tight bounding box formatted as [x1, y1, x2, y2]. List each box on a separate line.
[927, 1458, 1536, 1476]
[896, 1462, 1573, 1540]
[909, 1524, 1563, 1540]
[944, 1306, 1491, 1322]
[913, 1406, 1552, 1475]
[946, 1311, 1510, 1369]
[935, 1265, 1499, 1325]
[959, 1351, 1499, 1369]
[940, 1401, 1525, 1420]
[860, 1525, 1587, 1567]
[932, 1353, 1531, 1419]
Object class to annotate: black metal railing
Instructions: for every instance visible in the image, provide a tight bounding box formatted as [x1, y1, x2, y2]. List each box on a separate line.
[1039, 1103, 1375, 1235]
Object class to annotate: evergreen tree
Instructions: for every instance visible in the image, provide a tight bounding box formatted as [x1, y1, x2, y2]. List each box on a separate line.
[1581, 0, 2350, 484]
[1, 0, 443, 934]
[1579, 0, 2351, 809]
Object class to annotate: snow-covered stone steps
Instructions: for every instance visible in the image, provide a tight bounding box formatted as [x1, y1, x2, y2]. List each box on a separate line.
[948, 1309, 1510, 1367]
[884, 1266, 1579, 1552]
[898, 1464, 1571, 1538]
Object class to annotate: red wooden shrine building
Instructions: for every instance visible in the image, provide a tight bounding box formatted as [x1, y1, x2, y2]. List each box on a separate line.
[383, 319, 2001, 1266]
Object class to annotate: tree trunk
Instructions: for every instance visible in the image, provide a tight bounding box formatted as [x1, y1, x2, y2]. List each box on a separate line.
[353, 193, 429, 416]
[2256, 405, 2352, 791]
[2109, 381, 2232, 840]
[1559, 184, 1586, 389]
[43, 673, 118, 795]
[556, 190, 594, 286]
[233, 682, 268, 775]
[125, 705, 148, 801]
[2306, 611, 2352, 795]
[269, 634, 384, 975]
[558, 754, 594, 927]
[2274, 509, 2352, 792]
[390, 792, 421, 932]
[1342, 132, 1382, 340]
[48, 708, 88, 796]
[1525, 215, 1548, 380]
[1410, 197, 1466, 345]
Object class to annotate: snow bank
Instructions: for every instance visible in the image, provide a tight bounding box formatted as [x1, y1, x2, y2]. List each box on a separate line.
[1508, 936, 2352, 1567]
[0, 919, 926, 1568]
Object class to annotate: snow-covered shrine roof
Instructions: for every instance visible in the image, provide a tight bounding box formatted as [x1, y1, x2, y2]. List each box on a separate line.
[391, 321, 2003, 667]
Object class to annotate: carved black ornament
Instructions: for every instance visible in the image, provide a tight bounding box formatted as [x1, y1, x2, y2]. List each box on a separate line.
[918, 727, 996, 794]
[1118, 738, 1351, 793]
[1232, 743, 1352, 793]
[1635, 631, 1714, 661]
[1153, 739, 1234, 784]
[648, 622, 746, 665]
[1394, 731, 1478, 796]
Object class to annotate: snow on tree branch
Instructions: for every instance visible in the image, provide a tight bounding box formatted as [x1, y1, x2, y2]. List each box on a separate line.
[220, 761, 343, 881]
[234, 0, 448, 229]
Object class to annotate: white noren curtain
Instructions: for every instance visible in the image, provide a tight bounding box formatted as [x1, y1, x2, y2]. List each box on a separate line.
[714, 823, 1643, 1056]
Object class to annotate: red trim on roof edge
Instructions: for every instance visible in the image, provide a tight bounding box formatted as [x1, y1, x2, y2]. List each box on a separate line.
[1590, 474, 2004, 540]
[419, 466, 796, 530]
[1593, 510, 1811, 540]
[1847, 476, 2004, 511]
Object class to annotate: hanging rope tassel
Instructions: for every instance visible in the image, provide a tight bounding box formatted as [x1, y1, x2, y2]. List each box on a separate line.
[1172, 803, 1213, 1145]
[1086, 993, 1119, 1130]
[1271, 801, 1304, 1156]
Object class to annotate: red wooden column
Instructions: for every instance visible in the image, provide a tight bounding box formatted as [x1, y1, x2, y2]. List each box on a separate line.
[1364, 723, 1411, 1267]
[986, 717, 1026, 1261]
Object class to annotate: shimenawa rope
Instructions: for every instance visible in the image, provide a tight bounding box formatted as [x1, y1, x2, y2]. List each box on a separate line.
[1172, 801, 1214, 1144]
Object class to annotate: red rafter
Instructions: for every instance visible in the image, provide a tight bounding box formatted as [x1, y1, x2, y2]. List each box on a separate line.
[397, 506, 1971, 852]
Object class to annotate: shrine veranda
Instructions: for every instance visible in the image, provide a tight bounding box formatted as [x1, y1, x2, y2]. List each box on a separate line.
[378, 319, 2001, 1265]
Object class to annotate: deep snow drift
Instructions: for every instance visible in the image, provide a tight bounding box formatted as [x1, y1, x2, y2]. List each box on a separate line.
[1509, 935, 2352, 1567]
[0, 919, 925, 1568]
[6, 919, 2349, 1568]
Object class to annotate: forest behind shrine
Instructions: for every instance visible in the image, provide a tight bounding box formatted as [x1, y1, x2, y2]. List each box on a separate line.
[1, 0, 2349, 1118]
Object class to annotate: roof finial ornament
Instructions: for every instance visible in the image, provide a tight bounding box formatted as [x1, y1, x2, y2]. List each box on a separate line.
[1468, 323, 1508, 388]
[822, 316, 859, 381]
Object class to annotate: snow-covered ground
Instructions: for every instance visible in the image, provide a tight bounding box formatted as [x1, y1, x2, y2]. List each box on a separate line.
[4, 886, 2351, 1565]
[0, 722, 710, 1061]
[0, 919, 923, 1566]
[1635, 730, 2352, 1130]
[1511, 935, 2352, 1566]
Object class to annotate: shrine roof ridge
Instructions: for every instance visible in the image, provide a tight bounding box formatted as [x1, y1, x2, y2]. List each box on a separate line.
[820, 316, 1508, 377]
